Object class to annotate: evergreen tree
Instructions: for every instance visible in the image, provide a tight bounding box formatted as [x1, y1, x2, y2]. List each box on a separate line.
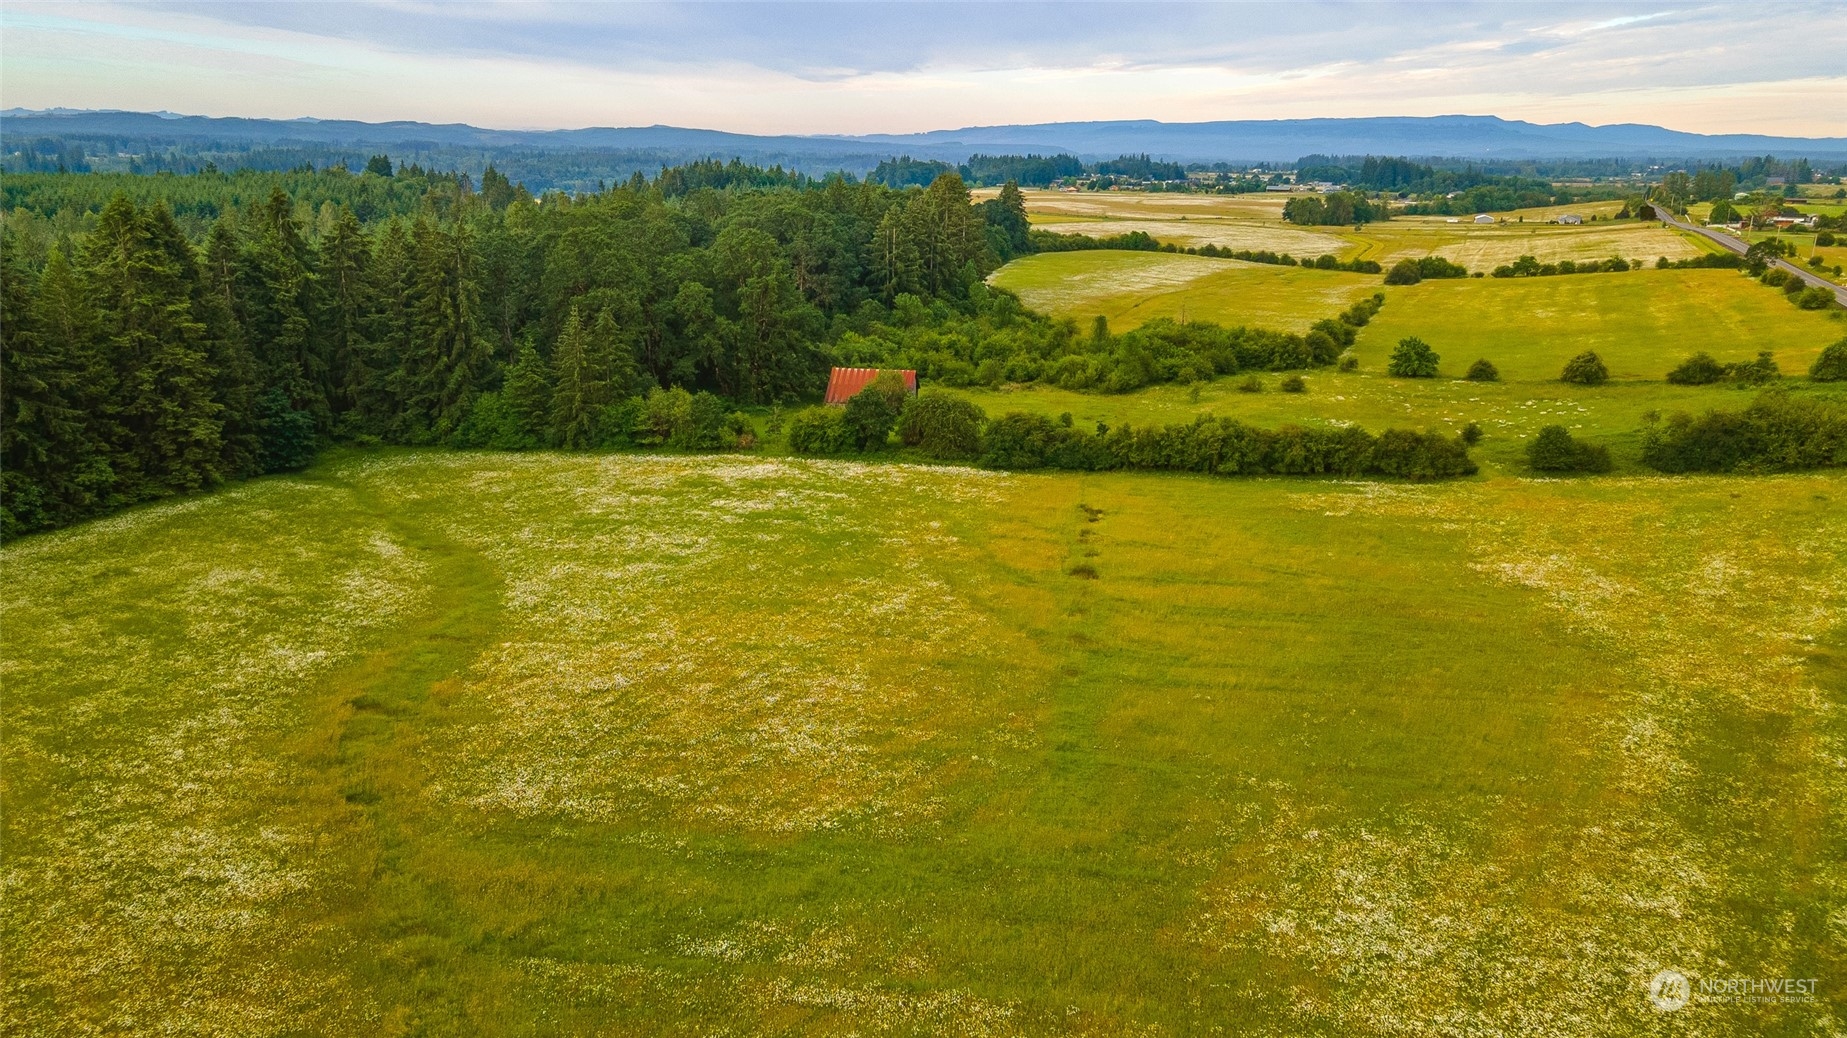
[550, 305, 608, 448]
[81, 197, 223, 496]
[2, 233, 98, 532]
[319, 206, 374, 416]
[501, 337, 555, 447]
[196, 218, 262, 477]
[404, 218, 488, 439]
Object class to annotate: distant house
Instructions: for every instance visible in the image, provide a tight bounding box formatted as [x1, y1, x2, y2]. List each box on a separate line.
[825, 367, 918, 405]
[1474, 213, 1495, 224]
[1556, 214, 1584, 225]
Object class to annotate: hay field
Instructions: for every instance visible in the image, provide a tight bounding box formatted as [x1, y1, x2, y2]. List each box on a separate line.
[989, 250, 1381, 332]
[5, 451, 1843, 1035]
[1007, 188, 1705, 269]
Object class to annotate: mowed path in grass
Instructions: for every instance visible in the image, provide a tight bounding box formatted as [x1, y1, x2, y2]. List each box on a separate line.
[990, 250, 1381, 332]
[5, 452, 1843, 1035]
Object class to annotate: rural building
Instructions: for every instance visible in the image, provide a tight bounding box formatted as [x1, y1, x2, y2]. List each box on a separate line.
[1474, 213, 1495, 224]
[824, 367, 918, 405]
[1556, 214, 1584, 225]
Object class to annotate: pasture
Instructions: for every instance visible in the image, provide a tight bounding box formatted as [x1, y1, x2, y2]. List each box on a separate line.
[5, 451, 1843, 1036]
[989, 251, 1382, 332]
[1352, 268, 1845, 380]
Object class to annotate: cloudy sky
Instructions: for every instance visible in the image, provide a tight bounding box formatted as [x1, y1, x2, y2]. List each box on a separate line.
[4, 2, 1842, 137]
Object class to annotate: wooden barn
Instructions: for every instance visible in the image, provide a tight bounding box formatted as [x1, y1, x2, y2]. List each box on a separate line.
[824, 368, 918, 405]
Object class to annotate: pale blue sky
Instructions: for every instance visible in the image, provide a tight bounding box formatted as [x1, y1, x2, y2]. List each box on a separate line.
[4, 2, 1841, 136]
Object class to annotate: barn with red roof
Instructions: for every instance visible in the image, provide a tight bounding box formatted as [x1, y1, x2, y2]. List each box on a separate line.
[824, 367, 918, 405]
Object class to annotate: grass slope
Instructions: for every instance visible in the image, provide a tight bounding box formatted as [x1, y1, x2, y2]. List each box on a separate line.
[5, 452, 1844, 1036]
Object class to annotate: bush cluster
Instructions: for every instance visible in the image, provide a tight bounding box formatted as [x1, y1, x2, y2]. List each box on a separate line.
[1384, 256, 1470, 285]
[1491, 255, 1635, 278]
[979, 413, 1476, 479]
[895, 393, 986, 459]
[1641, 390, 1847, 473]
[1388, 337, 1441, 378]
[1465, 359, 1500, 382]
[1666, 351, 1780, 387]
[1812, 338, 1847, 382]
[1527, 425, 1613, 473]
[1560, 351, 1610, 385]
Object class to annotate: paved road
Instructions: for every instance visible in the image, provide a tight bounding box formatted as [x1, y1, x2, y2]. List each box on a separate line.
[1653, 207, 1847, 308]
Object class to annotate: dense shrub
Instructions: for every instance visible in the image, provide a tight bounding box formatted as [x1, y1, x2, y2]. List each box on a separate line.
[841, 371, 909, 449]
[1237, 375, 1264, 393]
[1465, 359, 1499, 382]
[1819, 231, 1838, 247]
[1560, 351, 1609, 385]
[1726, 351, 1780, 386]
[1280, 375, 1307, 393]
[787, 406, 856, 455]
[976, 413, 1475, 479]
[1666, 352, 1726, 385]
[1388, 337, 1440, 378]
[1641, 390, 1847, 472]
[896, 393, 985, 459]
[1384, 256, 1470, 285]
[1338, 356, 1359, 372]
[1812, 338, 1847, 381]
[1460, 422, 1484, 445]
[1490, 254, 1633, 279]
[1527, 425, 1613, 473]
[1797, 286, 1837, 310]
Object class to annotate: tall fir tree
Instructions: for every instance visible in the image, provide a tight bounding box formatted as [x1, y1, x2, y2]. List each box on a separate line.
[81, 198, 223, 496]
[404, 218, 488, 440]
[550, 305, 609, 448]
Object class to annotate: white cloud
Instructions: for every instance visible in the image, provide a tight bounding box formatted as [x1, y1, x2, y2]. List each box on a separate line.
[2, 1, 1842, 136]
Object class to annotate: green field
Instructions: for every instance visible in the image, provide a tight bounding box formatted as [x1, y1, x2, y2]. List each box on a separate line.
[5, 452, 1843, 1035]
[1353, 269, 1845, 380]
[989, 251, 1383, 332]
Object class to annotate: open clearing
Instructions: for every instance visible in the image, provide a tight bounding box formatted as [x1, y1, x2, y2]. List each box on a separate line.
[989, 250, 1382, 332]
[5, 451, 1843, 1035]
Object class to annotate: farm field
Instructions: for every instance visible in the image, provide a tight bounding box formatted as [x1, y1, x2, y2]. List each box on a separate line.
[1008, 189, 1706, 268]
[5, 451, 1844, 1036]
[1352, 269, 1846, 380]
[987, 250, 1844, 375]
[989, 251, 1384, 332]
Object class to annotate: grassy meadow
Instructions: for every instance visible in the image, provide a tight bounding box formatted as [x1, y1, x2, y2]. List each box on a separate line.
[5, 451, 1844, 1036]
[989, 251, 1382, 332]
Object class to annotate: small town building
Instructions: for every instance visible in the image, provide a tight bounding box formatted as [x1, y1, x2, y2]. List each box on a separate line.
[1474, 213, 1495, 224]
[824, 367, 918, 405]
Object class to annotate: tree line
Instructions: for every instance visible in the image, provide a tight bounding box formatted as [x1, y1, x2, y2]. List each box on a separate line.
[0, 166, 1022, 534]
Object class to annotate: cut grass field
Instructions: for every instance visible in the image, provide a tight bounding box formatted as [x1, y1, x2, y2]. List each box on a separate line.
[989, 251, 1383, 332]
[5, 451, 1843, 1035]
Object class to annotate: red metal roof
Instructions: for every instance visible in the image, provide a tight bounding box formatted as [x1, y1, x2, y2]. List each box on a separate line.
[824, 368, 917, 405]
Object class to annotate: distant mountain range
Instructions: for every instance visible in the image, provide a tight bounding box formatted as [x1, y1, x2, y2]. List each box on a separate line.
[6, 109, 1845, 169]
